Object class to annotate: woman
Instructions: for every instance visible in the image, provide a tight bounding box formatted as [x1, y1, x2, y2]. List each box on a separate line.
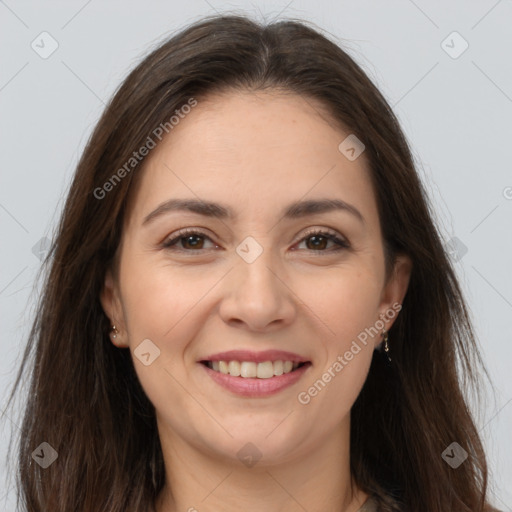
[5, 13, 500, 512]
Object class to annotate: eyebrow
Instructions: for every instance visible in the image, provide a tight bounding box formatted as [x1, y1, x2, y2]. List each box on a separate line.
[142, 197, 365, 225]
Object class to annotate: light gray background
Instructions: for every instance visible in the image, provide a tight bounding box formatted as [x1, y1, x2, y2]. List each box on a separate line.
[1, 1, 511, 510]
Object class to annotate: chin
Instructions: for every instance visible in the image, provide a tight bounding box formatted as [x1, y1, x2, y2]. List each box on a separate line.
[200, 421, 312, 467]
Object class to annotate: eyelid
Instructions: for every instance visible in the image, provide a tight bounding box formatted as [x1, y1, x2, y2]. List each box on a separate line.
[161, 227, 218, 250]
[293, 227, 350, 252]
[297, 227, 346, 243]
[162, 226, 350, 252]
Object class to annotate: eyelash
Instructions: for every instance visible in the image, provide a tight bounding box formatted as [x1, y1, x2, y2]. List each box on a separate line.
[162, 227, 350, 254]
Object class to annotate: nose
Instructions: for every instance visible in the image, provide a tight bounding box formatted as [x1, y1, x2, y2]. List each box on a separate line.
[218, 248, 296, 333]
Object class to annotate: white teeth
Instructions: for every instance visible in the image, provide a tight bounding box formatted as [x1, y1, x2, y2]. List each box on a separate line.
[273, 360, 284, 376]
[207, 359, 305, 378]
[240, 361, 257, 378]
[256, 361, 274, 379]
[228, 360, 241, 376]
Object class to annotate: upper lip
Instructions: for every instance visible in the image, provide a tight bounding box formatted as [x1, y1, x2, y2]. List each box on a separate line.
[200, 350, 309, 363]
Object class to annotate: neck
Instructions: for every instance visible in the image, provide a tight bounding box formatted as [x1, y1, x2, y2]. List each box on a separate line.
[154, 414, 369, 512]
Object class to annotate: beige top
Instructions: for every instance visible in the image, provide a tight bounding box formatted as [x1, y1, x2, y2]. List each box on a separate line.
[357, 496, 378, 512]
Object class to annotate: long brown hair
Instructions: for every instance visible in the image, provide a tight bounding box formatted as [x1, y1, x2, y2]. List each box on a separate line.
[4, 13, 500, 512]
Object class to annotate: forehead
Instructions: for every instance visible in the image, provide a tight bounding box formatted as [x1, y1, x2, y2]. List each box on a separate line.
[126, 90, 378, 228]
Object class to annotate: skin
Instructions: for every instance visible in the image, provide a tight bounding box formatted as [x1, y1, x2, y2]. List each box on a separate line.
[101, 89, 412, 512]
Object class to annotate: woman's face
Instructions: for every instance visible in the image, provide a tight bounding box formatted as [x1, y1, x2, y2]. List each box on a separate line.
[101, 90, 411, 465]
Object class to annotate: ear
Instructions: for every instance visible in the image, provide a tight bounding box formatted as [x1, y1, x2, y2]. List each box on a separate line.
[100, 269, 129, 348]
[376, 253, 412, 346]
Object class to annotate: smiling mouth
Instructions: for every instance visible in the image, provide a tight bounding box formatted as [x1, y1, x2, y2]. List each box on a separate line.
[200, 360, 310, 379]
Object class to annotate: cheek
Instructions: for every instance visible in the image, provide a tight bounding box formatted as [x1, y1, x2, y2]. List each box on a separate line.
[296, 266, 383, 348]
[119, 259, 213, 342]
[118, 263, 205, 419]
[117, 260, 220, 395]
[292, 267, 381, 411]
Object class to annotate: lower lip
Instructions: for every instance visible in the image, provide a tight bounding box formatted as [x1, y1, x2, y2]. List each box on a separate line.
[200, 362, 312, 397]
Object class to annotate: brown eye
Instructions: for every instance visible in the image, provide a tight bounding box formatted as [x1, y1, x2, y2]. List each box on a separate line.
[296, 230, 350, 252]
[180, 234, 206, 250]
[162, 228, 349, 254]
[304, 234, 329, 250]
[162, 229, 216, 251]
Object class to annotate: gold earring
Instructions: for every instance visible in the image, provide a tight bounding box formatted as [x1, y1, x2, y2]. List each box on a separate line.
[110, 325, 119, 339]
[382, 329, 392, 363]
